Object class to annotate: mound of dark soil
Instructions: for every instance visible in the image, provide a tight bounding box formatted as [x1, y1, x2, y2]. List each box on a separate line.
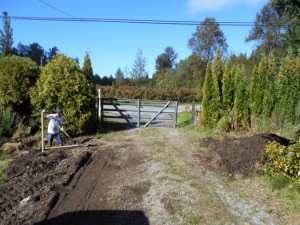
[199, 133, 290, 177]
[0, 149, 91, 225]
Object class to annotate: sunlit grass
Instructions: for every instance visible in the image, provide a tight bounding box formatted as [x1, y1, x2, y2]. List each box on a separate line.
[177, 111, 213, 141]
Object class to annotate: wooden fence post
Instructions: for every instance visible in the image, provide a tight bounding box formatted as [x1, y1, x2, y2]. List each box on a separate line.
[41, 111, 44, 153]
[137, 99, 140, 128]
[98, 89, 103, 124]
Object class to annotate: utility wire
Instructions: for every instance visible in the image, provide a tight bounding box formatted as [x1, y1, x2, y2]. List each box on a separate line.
[38, 0, 76, 18]
[3, 16, 290, 28]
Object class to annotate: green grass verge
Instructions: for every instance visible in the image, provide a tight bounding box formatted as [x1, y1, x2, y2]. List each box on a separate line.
[177, 111, 213, 139]
[0, 152, 12, 182]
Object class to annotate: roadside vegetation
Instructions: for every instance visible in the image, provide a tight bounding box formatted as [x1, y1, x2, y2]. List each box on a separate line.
[1, 1, 300, 221]
[176, 111, 300, 223]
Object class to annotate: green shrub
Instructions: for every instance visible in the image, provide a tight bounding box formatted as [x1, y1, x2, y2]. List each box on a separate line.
[265, 141, 287, 174]
[265, 141, 300, 178]
[0, 56, 39, 114]
[0, 107, 15, 137]
[216, 117, 231, 132]
[30, 54, 96, 135]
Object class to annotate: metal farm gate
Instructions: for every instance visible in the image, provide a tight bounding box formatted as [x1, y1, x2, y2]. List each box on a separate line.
[100, 98, 178, 128]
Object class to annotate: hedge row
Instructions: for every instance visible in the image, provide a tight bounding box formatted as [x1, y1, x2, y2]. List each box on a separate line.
[98, 85, 200, 103]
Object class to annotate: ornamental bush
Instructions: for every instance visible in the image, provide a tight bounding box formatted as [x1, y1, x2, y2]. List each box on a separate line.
[265, 141, 300, 178]
[30, 54, 96, 135]
[0, 56, 39, 113]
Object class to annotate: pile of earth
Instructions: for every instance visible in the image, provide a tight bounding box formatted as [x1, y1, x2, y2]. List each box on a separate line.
[0, 147, 92, 225]
[199, 133, 291, 177]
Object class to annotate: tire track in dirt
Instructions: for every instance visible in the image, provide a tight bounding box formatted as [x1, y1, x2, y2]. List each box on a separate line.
[40, 141, 151, 225]
[37, 128, 278, 225]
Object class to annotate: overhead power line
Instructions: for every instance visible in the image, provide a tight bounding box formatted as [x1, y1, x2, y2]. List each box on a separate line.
[38, 0, 76, 18]
[3, 16, 289, 27]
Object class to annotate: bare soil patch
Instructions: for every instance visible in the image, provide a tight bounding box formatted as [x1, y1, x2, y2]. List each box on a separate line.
[0, 129, 288, 225]
[199, 133, 291, 177]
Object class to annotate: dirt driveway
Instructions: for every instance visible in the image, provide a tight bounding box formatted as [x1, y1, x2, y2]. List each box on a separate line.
[0, 127, 279, 225]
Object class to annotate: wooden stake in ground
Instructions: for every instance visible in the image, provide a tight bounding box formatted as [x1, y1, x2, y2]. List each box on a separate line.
[41, 110, 45, 153]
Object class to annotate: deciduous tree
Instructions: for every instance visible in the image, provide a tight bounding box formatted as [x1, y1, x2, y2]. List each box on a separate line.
[188, 17, 228, 64]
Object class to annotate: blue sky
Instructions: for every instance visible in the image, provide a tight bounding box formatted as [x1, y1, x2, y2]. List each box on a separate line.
[0, 0, 268, 78]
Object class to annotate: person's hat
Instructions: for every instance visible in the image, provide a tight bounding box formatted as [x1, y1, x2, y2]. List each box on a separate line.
[57, 109, 63, 115]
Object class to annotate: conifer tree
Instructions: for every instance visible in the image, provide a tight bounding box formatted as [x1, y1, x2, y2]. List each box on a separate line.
[83, 52, 95, 85]
[221, 61, 234, 117]
[0, 12, 13, 56]
[262, 54, 277, 118]
[277, 53, 298, 125]
[233, 65, 249, 129]
[82, 52, 97, 130]
[213, 48, 223, 101]
[202, 61, 220, 128]
[31, 54, 96, 135]
[249, 64, 262, 126]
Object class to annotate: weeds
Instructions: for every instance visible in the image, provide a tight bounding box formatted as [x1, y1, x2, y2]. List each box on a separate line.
[0, 152, 12, 182]
[0, 107, 16, 137]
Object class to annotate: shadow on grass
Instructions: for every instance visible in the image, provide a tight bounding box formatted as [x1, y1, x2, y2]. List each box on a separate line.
[34, 210, 150, 225]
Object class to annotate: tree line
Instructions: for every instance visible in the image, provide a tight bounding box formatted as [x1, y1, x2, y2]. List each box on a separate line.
[201, 49, 300, 132]
[0, 0, 300, 136]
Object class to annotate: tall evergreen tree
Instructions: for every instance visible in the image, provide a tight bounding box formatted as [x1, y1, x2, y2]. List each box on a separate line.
[262, 54, 277, 118]
[272, 0, 300, 55]
[222, 61, 234, 116]
[246, 3, 287, 58]
[115, 68, 125, 87]
[212, 48, 223, 103]
[249, 63, 263, 123]
[131, 49, 147, 81]
[233, 65, 249, 129]
[82, 52, 94, 84]
[277, 53, 299, 125]
[202, 61, 220, 128]
[0, 11, 13, 56]
[31, 54, 96, 135]
[82, 52, 97, 130]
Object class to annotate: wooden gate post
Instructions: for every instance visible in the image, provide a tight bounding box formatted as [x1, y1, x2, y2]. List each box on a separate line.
[98, 89, 103, 124]
[198, 110, 202, 128]
[137, 99, 140, 128]
[41, 110, 45, 153]
[174, 101, 178, 128]
[192, 101, 195, 124]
